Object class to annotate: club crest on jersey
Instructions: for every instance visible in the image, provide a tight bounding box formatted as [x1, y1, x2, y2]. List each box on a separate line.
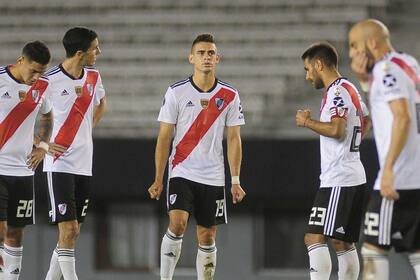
[200, 99, 209, 109]
[18, 90, 27, 101]
[87, 84, 94, 96]
[75, 86, 83, 97]
[58, 203, 67, 215]
[32, 90, 40, 103]
[169, 194, 177, 205]
[215, 98, 225, 110]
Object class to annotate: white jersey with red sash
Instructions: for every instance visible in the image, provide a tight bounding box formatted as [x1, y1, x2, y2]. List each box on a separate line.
[43, 65, 105, 176]
[319, 77, 367, 188]
[0, 66, 51, 176]
[158, 77, 245, 186]
[370, 51, 420, 190]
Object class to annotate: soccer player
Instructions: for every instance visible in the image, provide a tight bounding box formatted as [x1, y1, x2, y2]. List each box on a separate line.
[348, 19, 420, 280]
[296, 42, 369, 280]
[0, 41, 65, 279]
[148, 33, 246, 280]
[43, 27, 107, 280]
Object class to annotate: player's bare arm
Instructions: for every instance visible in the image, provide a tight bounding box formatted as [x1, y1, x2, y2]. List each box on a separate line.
[93, 96, 107, 127]
[28, 111, 66, 170]
[362, 115, 372, 139]
[227, 125, 245, 204]
[381, 98, 411, 200]
[148, 122, 174, 200]
[296, 109, 346, 139]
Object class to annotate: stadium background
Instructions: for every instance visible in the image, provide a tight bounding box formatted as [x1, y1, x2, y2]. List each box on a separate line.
[1, 0, 419, 279]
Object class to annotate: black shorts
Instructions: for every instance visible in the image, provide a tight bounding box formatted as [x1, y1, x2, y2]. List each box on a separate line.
[46, 172, 91, 224]
[306, 185, 366, 243]
[363, 190, 420, 252]
[0, 175, 34, 227]
[167, 177, 227, 228]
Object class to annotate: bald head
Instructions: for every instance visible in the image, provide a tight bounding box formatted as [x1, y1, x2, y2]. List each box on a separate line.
[350, 19, 390, 44]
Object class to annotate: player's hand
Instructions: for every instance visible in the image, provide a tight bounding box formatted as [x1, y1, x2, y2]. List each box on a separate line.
[231, 184, 246, 204]
[380, 168, 400, 200]
[296, 109, 311, 127]
[48, 143, 67, 156]
[351, 51, 369, 82]
[148, 181, 163, 200]
[27, 148, 47, 170]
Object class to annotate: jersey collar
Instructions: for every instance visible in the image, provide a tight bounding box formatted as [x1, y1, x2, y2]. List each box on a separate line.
[189, 76, 218, 93]
[59, 64, 85, 80]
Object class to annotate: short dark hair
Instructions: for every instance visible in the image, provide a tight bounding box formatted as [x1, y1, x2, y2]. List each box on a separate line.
[63, 27, 98, 58]
[22, 41, 51, 65]
[301, 42, 338, 68]
[191, 33, 216, 50]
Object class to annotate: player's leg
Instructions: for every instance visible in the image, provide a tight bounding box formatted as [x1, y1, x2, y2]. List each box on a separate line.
[409, 250, 420, 279]
[3, 175, 35, 280]
[196, 226, 217, 280]
[45, 172, 80, 280]
[332, 240, 359, 280]
[161, 178, 192, 280]
[332, 184, 366, 280]
[0, 176, 9, 276]
[361, 191, 392, 280]
[304, 233, 331, 280]
[194, 183, 225, 280]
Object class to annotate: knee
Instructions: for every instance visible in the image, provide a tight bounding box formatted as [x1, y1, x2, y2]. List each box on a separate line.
[60, 223, 80, 241]
[332, 239, 353, 252]
[169, 219, 187, 236]
[5, 226, 24, 246]
[304, 233, 325, 247]
[198, 231, 215, 246]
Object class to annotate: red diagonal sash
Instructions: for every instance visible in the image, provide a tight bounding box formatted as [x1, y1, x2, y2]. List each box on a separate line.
[390, 56, 420, 96]
[53, 70, 99, 160]
[171, 88, 236, 169]
[341, 82, 364, 133]
[0, 79, 49, 151]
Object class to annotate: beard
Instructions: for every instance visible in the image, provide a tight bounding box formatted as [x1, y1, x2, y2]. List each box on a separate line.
[313, 77, 324, 89]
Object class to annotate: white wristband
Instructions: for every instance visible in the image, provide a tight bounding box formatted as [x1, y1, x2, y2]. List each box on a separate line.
[231, 176, 240, 185]
[38, 141, 49, 152]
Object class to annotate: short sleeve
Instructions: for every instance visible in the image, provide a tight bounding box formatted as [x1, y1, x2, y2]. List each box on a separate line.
[226, 91, 245, 126]
[94, 73, 106, 106]
[157, 87, 178, 124]
[40, 85, 52, 114]
[326, 86, 349, 120]
[375, 62, 409, 102]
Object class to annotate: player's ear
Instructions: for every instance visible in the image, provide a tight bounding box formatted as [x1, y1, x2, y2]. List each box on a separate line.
[215, 53, 221, 64]
[188, 53, 194, 64]
[314, 59, 323, 71]
[16, 56, 24, 65]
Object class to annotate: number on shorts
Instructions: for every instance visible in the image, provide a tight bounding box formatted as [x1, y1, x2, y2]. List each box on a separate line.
[215, 199, 224, 217]
[308, 207, 326, 226]
[81, 199, 89, 217]
[364, 212, 379, 236]
[16, 200, 33, 218]
[350, 126, 362, 152]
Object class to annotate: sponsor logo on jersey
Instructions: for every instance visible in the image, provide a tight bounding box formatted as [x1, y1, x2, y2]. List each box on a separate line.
[18, 90, 27, 101]
[186, 100, 194, 107]
[61, 89, 69, 96]
[215, 98, 224, 110]
[58, 203, 67, 215]
[333, 96, 345, 107]
[1, 92, 11, 99]
[383, 74, 396, 88]
[32, 90, 40, 103]
[87, 83, 94, 96]
[169, 194, 177, 205]
[200, 99, 209, 109]
[335, 226, 345, 234]
[75, 86, 83, 97]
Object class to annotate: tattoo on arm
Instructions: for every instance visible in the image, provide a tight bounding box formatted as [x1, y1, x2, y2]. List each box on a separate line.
[37, 112, 53, 143]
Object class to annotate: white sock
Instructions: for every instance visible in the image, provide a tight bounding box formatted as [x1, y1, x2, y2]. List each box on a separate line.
[45, 246, 62, 280]
[307, 243, 331, 280]
[3, 244, 23, 280]
[0, 244, 4, 275]
[196, 243, 217, 280]
[409, 252, 420, 279]
[337, 247, 359, 280]
[160, 229, 183, 280]
[57, 248, 78, 280]
[361, 245, 389, 280]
